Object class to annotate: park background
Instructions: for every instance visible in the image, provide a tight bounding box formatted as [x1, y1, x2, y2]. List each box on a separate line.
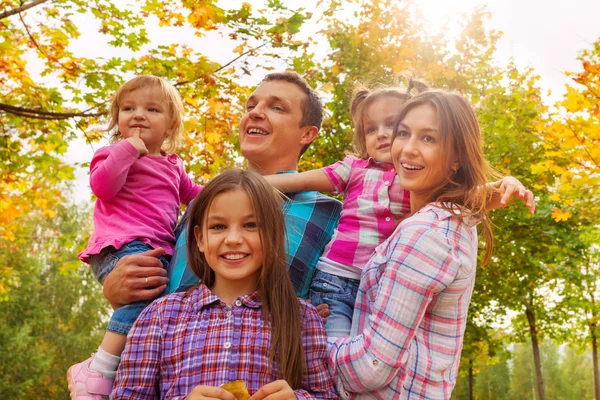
[1, 0, 599, 398]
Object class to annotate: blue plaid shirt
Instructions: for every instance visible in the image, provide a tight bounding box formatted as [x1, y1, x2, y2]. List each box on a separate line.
[166, 171, 342, 299]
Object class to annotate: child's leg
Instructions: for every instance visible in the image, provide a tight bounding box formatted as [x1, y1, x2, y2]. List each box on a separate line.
[309, 269, 360, 339]
[68, 241, 167, 398]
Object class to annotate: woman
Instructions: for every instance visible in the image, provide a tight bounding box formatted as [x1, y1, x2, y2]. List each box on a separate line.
[328, 90, 508, 399]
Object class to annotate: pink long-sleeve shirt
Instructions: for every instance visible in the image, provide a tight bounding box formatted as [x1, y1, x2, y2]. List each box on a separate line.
[78, 140, 201, 263]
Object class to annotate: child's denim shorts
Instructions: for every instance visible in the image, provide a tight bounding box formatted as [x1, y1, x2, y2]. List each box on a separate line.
[89, 240, 169, 335]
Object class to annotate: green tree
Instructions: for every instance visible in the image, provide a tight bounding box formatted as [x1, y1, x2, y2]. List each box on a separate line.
[0, 202, 107, 399]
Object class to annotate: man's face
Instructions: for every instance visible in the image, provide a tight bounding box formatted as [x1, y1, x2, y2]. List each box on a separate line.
[239, 80, 310, 170]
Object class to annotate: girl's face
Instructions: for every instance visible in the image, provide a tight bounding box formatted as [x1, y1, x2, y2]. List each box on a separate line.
[363, 97, 405, 164]
[118, 87, 170, 155]
[391, 104, 457, 206]
[195, 188, 263, 294]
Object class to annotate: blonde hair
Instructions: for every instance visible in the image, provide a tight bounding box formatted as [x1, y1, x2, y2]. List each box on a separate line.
[187, 169, 306, 388]
[107, 75, 184, 153]
[392, 89, 499, 264]
[350, 77, 429, 159]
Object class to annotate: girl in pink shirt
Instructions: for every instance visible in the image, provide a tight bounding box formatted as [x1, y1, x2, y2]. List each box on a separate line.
[264, 80, 535, 341]
[68, 75, 201, 399]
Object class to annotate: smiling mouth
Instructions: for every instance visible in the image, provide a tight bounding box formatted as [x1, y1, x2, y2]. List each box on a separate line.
[377, 144, 390, 150]
[247, 128, 269, 136]
[222, 253, 248, 260]
[401, 162, 424, 171]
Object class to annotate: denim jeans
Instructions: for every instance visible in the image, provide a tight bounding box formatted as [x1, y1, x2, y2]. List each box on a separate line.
[309, 269, 360, 339]
[89, 240, 169, 335]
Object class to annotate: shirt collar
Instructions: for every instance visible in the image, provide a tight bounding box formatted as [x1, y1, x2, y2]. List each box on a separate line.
[366, 157, 396, 171]
[188, 284, 263, 313]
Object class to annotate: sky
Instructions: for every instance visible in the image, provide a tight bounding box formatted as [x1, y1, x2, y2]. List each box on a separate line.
[57, 0, 600, 204]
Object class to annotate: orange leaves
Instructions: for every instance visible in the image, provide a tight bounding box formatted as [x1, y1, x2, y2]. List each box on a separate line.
[583, 60, 600, 74]
[551, 209, 573, 222]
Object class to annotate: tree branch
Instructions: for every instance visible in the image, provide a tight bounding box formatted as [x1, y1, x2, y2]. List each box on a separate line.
[0, 0, 50, 20]
[175, 42, 268, 87]
[0, 103, 105, 120]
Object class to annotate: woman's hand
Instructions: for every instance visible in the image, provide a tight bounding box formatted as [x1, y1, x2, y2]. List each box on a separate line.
[185, 385, 238, 400]
[249, 380, 296, 400]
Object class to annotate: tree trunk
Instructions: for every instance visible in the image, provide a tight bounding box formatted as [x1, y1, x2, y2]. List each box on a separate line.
[525, 303, 545, 400]
[469, 360, 474, 400]
[591, 322, 600, 400]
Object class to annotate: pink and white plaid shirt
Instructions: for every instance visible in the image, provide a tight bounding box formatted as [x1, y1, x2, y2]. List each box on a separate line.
[329, 204, 478, 399]
[321, 155, 410, 277]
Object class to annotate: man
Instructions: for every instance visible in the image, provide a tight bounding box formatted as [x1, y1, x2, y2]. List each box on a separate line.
[103, 71, 342, 308]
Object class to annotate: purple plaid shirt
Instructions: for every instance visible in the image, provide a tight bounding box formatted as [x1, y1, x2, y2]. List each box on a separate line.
[112, 284, 337, 399]
[329, 204, 478, 399]
[321, 155, 410, 277]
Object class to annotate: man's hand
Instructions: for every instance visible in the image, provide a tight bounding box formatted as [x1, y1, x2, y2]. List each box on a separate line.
[249, 380, 295, 400]
[487, 176, 536, 214]
[103, 247, 168, 309]
[185, 385, 238, 400]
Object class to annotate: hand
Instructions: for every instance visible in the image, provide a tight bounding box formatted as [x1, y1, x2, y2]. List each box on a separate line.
[249, 380, 295, 400]
[102, 247, 168, 309]
[315, 303, 330, 324]
[125, 128, 149, 156]
[488, 176, 536, 214]
[185, 385, 238, 400]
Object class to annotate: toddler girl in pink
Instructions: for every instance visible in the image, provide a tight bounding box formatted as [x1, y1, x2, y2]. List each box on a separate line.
[68, 75, 201, 399]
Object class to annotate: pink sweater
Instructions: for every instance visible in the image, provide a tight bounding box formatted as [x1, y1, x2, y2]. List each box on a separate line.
[78, 140, 202, 263]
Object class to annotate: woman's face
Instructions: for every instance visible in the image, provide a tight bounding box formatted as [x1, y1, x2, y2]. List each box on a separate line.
[391, 104, 457, 206]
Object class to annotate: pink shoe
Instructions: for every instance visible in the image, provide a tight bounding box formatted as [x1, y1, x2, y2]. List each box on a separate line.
[67, 354, 114, 399]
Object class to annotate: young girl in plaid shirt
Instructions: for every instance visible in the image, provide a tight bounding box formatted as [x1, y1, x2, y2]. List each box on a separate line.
[329, 90, 532, 399]
[264, 81, 534, 340]
[111, 169, 337, 400]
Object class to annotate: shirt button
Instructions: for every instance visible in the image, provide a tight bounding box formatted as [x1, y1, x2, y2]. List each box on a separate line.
[226, 310, 232, 317]
[385, 217, 391, 222]
[235, 300, 242, 306]
[384, 180, 390, 185]
[224, 342, 231, 349]
[391, 169, 395, 173]
[373, 359, 379, 366]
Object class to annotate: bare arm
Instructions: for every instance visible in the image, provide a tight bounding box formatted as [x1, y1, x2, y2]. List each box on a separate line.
[263, 170, 335, 194]
[485, 176, 535, 214]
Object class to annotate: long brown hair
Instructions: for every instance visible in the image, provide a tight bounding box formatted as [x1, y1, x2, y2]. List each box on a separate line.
[392, 90, 499, 264]
[187, 169, 305, 387]
[350, 77, 429, 159]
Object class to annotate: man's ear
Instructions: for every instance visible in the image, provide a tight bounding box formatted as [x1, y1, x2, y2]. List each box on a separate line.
[194, 225, 204, 253]
[300, 126, 319, 146]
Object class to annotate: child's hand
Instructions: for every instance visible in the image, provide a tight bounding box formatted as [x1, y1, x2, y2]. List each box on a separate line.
[249, 380, 295, 400]
[126, 128, 149, 156]
[185, 385, 237, 400]
[496, 176, 536, 214]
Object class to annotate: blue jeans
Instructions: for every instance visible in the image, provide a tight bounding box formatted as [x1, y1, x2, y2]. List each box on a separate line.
[89, 240, 169, 335]
[309, 269, 360, 339]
